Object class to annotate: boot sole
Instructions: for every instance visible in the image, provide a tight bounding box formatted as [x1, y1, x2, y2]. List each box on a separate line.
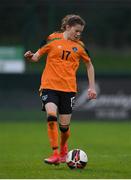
[44, 159, 60, 165]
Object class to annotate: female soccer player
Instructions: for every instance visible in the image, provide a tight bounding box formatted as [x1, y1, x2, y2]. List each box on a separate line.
[24, 14, 97, 165]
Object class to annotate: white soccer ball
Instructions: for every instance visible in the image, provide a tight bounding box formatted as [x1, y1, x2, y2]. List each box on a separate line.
[66, 149, 88, 169]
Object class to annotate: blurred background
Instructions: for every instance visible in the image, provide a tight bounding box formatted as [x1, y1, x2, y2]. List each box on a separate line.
[0, 0, 131, 121]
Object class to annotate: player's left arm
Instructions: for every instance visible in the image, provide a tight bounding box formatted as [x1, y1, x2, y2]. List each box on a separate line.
[80, 45, 97, 99]
[85, 61, 97, 100]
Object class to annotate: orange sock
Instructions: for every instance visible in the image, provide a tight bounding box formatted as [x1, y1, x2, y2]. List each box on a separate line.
[60, 128, 70, 146]
[47, 120, 59, 155]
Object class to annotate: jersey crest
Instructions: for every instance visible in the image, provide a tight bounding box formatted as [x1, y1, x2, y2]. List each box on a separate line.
[72, 47, 78, 52]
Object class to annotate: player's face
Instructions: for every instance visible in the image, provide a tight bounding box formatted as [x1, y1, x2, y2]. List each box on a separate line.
[66, 24, 84, 41]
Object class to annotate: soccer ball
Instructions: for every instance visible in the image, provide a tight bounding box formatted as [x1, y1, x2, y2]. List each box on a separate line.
[66, 149, 88, 169]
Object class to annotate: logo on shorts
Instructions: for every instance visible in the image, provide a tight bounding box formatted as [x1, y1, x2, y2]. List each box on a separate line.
[71, 96, 76, 108]
[72, 47, 78, 52]
[42, 95, 48, 101]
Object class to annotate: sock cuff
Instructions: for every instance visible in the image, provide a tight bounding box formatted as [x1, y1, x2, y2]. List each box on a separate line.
[47, 115, 57, 122]
[59, 124, 69, 132]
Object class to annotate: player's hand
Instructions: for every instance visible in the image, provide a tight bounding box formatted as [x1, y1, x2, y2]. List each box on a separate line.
[87, 88, 97, 100]
[24, 51, 34, 59]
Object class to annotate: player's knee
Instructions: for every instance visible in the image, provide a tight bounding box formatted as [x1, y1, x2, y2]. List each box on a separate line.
[59, 124, 69, 132]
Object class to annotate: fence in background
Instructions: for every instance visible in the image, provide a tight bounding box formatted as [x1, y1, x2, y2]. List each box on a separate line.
[1, 0, 131, 48]
[1, 0, 131, 75]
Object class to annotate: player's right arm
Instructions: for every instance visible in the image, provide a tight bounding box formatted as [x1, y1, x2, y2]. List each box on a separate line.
[24, 32, 58, 62]
[24, 51, 40, 62]
[24, 42, 51, 62]
[24, 32, 57, 62]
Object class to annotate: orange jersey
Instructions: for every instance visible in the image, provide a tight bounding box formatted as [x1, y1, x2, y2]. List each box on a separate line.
[37, 32, 90, 92]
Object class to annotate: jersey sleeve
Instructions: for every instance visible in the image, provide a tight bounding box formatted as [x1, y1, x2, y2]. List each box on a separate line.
[47, 32, 58, 42]
[81, 50, 91, 63]
[80, 46, 91, 63]
[77, 40, 91, 63]
[37, 32, 60, 56]
[37, 43, 51, 56]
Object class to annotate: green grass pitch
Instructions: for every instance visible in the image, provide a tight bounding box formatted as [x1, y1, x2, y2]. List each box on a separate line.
[0, 120, 131, 178]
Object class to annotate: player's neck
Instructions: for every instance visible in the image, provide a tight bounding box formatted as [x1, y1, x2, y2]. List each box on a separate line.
[63, 32, 69, 40]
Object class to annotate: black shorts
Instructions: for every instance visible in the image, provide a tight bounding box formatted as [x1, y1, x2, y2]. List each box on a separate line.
[41, 89, 76, 114]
